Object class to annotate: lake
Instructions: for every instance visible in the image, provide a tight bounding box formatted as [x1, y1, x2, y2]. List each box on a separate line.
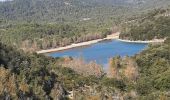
[49, 40, 148, 67]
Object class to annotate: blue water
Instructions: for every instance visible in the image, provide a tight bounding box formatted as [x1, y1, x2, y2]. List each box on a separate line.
[49, 40, 147, 67]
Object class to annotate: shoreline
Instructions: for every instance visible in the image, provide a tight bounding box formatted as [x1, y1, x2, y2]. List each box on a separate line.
[36, 32, 165, 54]
[37, 39, 104, 54]
[117, 38, 165, 43]
[37, 32, 120, 54]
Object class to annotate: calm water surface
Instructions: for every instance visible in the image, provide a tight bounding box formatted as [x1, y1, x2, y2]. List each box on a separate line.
[49, 40, 147, 67]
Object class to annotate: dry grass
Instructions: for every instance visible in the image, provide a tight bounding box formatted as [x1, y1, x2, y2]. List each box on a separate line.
[107, 57, 139, 81]
[61, 57, 104, 77]
[0, 67, 17, 98]
[107, 58, 120, 79]
[124, 58, 138, 81]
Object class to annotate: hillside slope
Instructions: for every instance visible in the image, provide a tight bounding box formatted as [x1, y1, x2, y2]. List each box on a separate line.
[0, 0, 170, 24]
[120, 9, 170, 40]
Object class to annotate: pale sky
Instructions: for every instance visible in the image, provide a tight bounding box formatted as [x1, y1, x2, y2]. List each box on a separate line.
[0, 0, 6, 1]
[0, 0, 12, 2]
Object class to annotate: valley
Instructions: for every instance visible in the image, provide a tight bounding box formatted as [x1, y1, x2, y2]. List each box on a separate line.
[0, 0, 170, 100]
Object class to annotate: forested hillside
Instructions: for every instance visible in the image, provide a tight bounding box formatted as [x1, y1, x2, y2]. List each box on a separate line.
[0, 23, 111, 51]
[0, 38, 169, 99]
[0, 42, 134, 99]
[135, 38, 170, 99]
[0, 0, 170, 24]
[0, 0, 130, 23]
[120, 9, 170, 40]
[1, 0, 170, 52]
[0, 0, 170, 100]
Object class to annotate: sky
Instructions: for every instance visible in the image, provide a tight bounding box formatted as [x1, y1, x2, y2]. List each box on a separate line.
[0, 0, 6, 1]
[0, 0, 12, 2]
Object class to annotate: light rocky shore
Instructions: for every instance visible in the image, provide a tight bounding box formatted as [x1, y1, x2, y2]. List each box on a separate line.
[37, 32, 120, 54]
[37, 32, 165, 54]
[117, 38, 165, 43]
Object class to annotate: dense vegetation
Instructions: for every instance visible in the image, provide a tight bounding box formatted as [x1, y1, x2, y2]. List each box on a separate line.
[1, 39, 169, 99]
[120, 9, 170, 40]
[1, 0, 170, 51]
[135, 38, 170, 99]
[0, 0, 170, 100]
[2, 0, 170, 24]
[0, 23, 111, 51]
[0, 42, 131, 99]
[0, 0, 125, 23]
[107, 7, 170, 99]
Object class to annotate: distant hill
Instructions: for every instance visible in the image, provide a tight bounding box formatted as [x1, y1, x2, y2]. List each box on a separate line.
[0, 0, 170, 23]
[0, 0, 128, 23]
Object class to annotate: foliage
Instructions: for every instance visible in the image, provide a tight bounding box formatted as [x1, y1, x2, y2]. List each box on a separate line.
[120, 9, 170, 40]
[0, 0, 170, 99]
[0, 42, 134, 99]
[0, 23, 110, 51]
[135, 41, 170, 98]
